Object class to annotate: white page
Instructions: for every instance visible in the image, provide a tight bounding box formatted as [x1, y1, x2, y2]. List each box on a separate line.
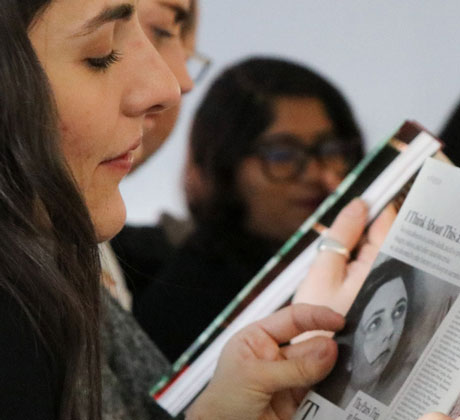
[295, 158, 460, 420]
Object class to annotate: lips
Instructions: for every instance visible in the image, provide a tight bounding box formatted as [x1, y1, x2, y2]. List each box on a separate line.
[371, 348, 391, 367]
[100, 138, 142, 173]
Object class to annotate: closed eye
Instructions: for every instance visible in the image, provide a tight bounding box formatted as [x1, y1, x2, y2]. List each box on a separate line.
[85, 50, 122, 72]
[152, 26, 175, 39]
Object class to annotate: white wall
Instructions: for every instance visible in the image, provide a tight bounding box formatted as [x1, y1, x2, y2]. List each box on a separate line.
[121, 0, 460, 225]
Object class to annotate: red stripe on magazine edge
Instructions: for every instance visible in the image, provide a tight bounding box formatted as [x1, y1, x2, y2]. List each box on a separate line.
[153, 365, 190, 400]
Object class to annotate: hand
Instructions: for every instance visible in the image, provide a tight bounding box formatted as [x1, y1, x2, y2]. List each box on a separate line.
[418, 414, 457, 420]
[293, 198, 396, 340]
[186, 304, 344, 420]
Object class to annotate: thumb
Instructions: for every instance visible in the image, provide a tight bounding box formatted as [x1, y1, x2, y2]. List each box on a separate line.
[258, 336, 338, 394]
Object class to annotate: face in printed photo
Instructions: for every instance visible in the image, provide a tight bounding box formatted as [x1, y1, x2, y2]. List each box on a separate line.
[350, 277, 408, 388]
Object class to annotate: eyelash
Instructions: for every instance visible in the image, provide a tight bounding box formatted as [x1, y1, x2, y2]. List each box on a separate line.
[152, 26, 181, 43]
[85, 50, 122, 72]
[154, 27, 174, 38]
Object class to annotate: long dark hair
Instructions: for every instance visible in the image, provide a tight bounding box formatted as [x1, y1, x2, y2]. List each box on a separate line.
[1, 2, 101, 419]
[188, 56, 364, 230]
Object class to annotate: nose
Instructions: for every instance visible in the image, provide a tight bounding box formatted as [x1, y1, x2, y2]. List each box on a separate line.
[297, 157, 342, 191]
[160, 47, 194, 95]
[297, 156, 324, 184]
[121, 25, 181, 121]
[175, 48, 194, 95]
[381, 317, 395, 343]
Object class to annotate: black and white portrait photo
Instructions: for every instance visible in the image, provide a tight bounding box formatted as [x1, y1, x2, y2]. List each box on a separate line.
[314, 254, 460, 410]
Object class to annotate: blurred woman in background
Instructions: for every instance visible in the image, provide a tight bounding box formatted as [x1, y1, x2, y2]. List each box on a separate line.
[109, 0, 207, 309]
[135, 56, 365, 361]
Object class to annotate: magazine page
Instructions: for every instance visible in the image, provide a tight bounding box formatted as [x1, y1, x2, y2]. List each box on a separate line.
[295, 158, 460, 420]
[152, 122, 442, 417]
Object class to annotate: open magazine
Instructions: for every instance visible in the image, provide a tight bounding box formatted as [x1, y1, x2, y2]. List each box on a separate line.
[151, 121, 443, 416]
[294, 158, 460, 420]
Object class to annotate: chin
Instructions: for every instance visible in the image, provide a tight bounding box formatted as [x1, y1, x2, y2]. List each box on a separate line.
[91, 193, 127, 243]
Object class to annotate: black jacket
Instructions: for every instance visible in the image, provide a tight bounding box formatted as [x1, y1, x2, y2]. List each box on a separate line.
[133, 224, 280, 362]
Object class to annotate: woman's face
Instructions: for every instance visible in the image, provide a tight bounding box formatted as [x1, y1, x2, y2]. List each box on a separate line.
[29, 0, 180, 241]
[236, 97, 350, 242]
[350, 277, 408, 388]
[133, 0, 195, 168]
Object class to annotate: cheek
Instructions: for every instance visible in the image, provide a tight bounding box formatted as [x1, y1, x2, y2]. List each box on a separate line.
[57, 99, 117, 194]
[59, 120, 96, 191]
[54, 76, 118, 174]
[60, 115, 127, 241]
[363, 334, 381, 363]
[327, 157, 349, 175]
[351, 340, 373, 384]
[238, 160, 285, 208]
[392, 317, 406, 344]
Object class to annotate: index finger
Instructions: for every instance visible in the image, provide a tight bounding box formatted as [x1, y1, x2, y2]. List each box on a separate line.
[248, 304, 345, 345]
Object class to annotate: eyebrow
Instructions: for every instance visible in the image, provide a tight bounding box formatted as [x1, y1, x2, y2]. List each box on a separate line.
[158, 1, 190, 23]
[368, 309, 385, 319]
[395, 297, 407, 306]
[75, 4, 134, 37]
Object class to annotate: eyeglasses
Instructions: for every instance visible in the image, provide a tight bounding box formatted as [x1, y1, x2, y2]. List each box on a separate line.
[187, 51, 212, 83]
[251, 134, 361, 182]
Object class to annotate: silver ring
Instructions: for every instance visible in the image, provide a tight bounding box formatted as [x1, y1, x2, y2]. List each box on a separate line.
[317, 236, 350, 260]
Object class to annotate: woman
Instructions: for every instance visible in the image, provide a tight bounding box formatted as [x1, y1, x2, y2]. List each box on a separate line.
[315, 257, 411, 409]
[101, 0, 198, 310]
[108, 0, 201, 310]
[97, 1, 200, 417]
[134, 0, 196, 167]
[135, 56, 365, 362]
[0, 1, 343, 419]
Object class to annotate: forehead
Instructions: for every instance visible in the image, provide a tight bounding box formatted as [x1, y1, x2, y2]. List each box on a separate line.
[143, 0, 191, 12]
[162, 0, 191, 9]
[32, 0, 134, 36]
[362, 277, 407, 320]
[266, 97, 333, 140]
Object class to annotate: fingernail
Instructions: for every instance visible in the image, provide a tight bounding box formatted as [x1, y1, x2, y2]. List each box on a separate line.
[332, 312, 346, 329]
[343, 198, 366, 217]
[313, 340, 331, 360]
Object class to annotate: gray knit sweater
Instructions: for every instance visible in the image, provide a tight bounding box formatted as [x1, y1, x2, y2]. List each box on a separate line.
[101, 291, 184, 419]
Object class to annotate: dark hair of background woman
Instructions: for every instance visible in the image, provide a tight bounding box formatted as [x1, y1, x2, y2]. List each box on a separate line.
[315, 257, 413, 405]
[1, 2, 101, 420]
[188, 56, 364, 230]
